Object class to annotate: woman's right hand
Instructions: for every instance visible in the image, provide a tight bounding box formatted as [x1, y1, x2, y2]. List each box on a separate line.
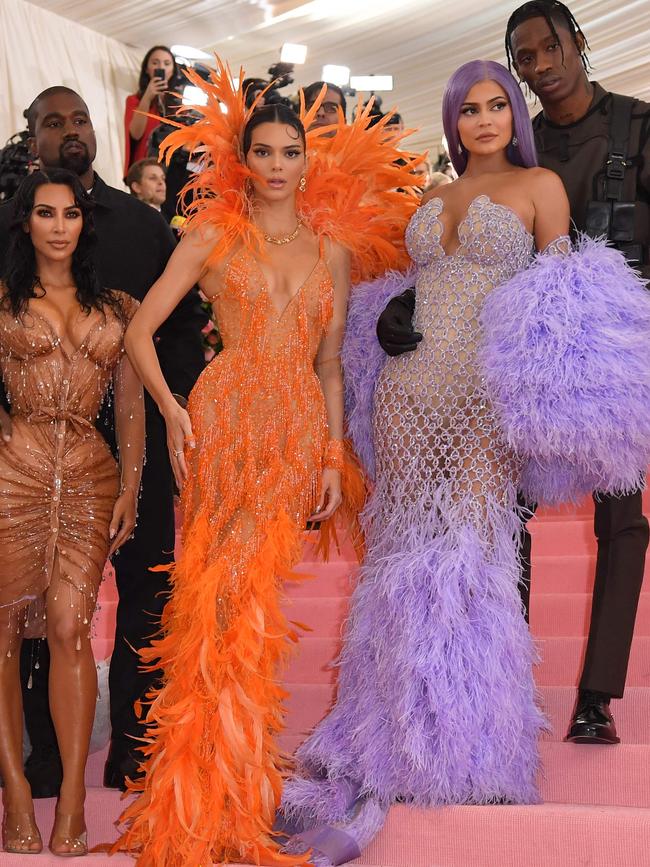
[142, 75, 167, 106]
[162, 400, 196, 489]
[0, 407, 12, 444]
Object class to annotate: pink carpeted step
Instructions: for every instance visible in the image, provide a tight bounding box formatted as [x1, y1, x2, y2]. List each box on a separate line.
[530, 591, 650, 636]
[280, 634, 650, 687]
[280, 589, 650, 640]
[277, 736, 650, 809]
[536, 636, 650, 687]
[528, 516, 595, 556]
[278, 684, 650, 748]
[13, 790, 650, 867]
[539, 742, 650, 807]
[531, 553, 598, 593]
[356, 803, 650, 867]
[81, 685, 650, 790]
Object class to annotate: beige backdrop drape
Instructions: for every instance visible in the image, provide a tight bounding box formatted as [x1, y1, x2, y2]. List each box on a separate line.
[0, 0, 139, 188]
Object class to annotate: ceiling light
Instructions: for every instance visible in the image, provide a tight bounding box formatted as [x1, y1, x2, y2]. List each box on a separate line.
[182, 85, 209, 106]
[350, 74, 393, 91]
[321, 65, 350, 87]
[281, 43, 307, 64]
[172, 44, 212, 61]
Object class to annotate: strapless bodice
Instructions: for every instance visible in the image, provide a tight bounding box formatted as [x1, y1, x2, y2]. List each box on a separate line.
[405, 195, 534, 271]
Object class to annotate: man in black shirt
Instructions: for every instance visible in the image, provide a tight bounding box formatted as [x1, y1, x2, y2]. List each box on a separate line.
[0, 86, 206, 793]
[506, 0, 649, 745]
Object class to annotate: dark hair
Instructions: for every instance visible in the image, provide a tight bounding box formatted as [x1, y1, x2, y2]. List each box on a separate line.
[505, 1, 590, 73]
[26, 86, 89, 135]
[242, 77, 269, 109]
[137, 46, 181, 98]
[1, 169, 125, 322]
[386, 113, 404, 127]
[126, 157, 166, 191]
[302, 81, 347, 119]
[241, 104, 306, 157]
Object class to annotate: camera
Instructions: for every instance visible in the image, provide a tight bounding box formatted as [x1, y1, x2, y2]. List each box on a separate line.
[153, 68, 166, 81]
[265, 62, 295, 108]
[242, 63, 297, 111]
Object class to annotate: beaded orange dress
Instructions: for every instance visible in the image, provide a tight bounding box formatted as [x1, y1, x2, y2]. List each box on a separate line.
[0, 291, 143, 636]
[112, 59, 420, 866]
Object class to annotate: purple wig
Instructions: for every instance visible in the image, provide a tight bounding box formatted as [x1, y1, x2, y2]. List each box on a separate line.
[443, 60, 537, 176]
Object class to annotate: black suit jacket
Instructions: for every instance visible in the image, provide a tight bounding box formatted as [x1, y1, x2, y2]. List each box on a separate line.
[0, 172, 206, 402]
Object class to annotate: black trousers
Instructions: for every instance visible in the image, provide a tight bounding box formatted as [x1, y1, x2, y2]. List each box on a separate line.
[20, 402, 175, 760]
[519, 489, 648, 699]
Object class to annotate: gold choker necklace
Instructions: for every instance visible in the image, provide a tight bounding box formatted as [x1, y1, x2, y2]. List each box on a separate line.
[263, 221, 302, 246]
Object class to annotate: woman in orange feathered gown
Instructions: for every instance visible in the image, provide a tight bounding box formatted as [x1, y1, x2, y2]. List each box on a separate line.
[111, 62, 419, 866]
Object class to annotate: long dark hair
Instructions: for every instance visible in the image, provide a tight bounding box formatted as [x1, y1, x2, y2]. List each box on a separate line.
[2, 169, 125, 322]
[137, 45, 182, 102]
[241, 104, 306, 157]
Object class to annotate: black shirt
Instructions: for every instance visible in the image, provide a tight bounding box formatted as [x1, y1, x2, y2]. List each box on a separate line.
[533, 82, 650, 278]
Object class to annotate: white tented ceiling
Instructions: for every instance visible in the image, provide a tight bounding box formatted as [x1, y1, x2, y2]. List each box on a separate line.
[28, 0, 650, 154]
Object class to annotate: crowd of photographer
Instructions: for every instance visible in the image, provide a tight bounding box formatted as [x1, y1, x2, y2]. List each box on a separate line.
[0, 43, 451, 214]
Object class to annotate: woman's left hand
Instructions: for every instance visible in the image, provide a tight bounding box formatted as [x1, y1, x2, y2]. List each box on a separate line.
[308, 468, 342, 522]
[108, 490, 138, 556]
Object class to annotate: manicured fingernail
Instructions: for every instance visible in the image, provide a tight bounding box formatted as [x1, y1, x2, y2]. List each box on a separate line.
[110, 529, 116, 539]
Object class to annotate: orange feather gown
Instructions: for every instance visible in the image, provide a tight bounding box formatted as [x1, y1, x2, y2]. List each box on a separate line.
[111, 60, 420, 865]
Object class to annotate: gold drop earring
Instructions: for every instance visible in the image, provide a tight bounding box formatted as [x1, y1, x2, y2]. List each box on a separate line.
[299, 175, 307, 193]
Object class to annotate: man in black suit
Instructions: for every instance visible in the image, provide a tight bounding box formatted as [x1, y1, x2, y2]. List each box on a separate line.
[0, 86, 206, 793]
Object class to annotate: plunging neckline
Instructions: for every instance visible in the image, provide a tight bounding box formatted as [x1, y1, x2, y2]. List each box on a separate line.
[428, 194, 534, 258]
[248, 250, 324, 318]
[27, 305, 104, 358]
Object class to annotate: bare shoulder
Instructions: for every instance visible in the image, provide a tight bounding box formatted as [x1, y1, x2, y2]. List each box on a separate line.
[421, 179, 459, 206]
[525, 166, 567, 198]
[181, 222, 223, 254]
[326, 239, 351, 268]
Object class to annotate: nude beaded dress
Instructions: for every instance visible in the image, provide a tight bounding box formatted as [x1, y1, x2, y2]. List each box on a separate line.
[0, 291, 142, 637]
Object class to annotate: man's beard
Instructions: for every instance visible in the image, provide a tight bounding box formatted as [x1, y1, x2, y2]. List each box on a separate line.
[58, 142, 92, 177]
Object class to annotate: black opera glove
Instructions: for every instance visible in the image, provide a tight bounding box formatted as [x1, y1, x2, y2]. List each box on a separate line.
[376, 288, 423, 357]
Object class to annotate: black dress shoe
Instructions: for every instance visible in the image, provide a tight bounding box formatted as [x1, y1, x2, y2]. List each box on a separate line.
[24, 745, 63, 799]
[103, 743, 143, 791]
[565, 692, 620, 744]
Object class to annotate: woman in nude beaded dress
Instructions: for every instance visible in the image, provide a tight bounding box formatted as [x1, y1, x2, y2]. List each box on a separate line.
[110, 59, 418, 867]
[0, 169, 144, 856]
[280, 60, 574, 862]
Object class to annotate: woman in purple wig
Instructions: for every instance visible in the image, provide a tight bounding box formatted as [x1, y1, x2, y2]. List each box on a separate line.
[280, 60, 650, 864]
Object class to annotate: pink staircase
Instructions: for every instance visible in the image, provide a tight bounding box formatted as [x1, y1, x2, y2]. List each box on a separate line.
[13, 493, 650, 865]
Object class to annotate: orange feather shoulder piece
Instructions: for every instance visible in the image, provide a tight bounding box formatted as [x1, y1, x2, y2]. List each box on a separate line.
[300, 94, 423, 281]
[158, 57, 263, 261]
[161, 56, 424, 279]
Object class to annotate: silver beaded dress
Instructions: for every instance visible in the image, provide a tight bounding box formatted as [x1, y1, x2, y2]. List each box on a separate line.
[290, 195, 546, 818]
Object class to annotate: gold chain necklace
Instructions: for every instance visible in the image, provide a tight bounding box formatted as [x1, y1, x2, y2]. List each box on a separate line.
[263, 220, 302, 246]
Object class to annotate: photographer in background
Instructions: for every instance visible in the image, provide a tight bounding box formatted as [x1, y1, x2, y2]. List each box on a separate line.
[126, 158, 167, 212]
[302, 80, 348, 133]
[242, 77, 269, 109]
[123, 46, 182, 176]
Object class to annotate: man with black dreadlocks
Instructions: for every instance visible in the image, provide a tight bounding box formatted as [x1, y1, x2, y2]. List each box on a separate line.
[508, 0, 649, 746]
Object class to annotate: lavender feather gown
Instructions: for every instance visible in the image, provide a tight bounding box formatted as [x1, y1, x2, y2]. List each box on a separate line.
[282, 197, 547, 855]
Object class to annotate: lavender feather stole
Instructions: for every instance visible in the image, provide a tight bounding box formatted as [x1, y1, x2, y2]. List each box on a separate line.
[341, 269, 415, 478]
[481, 236, 650, 504]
